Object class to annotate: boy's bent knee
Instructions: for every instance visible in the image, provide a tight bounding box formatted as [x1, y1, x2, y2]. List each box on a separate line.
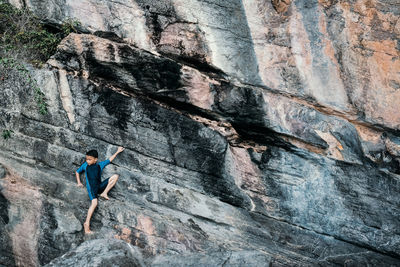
[112, 174, 119, 181]
[91, 199, 98, 206]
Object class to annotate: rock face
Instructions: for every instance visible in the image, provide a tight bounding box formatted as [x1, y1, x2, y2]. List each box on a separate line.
[1, 0, 400, 266]
[44, 239, 146, 267]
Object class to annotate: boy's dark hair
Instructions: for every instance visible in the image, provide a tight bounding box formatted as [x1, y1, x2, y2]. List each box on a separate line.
[86, 149, 98, 158]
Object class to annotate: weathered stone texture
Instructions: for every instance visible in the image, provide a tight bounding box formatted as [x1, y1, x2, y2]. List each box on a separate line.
[1, 0, 400, 266]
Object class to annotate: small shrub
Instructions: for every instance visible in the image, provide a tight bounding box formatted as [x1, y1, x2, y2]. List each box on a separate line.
[0, 56, 48, 114]
[0, 2, 80, 62]
[0, 2, 80, 115]
[2, 129, 14, 140]
[61, 18, 81, 37]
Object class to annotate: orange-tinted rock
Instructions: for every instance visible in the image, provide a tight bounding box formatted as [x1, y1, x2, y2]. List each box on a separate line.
[157, 23, 211, 66]
[271, 0, 292, 13]
[0, 170, 42, 267]
[243, 0, 399, 130]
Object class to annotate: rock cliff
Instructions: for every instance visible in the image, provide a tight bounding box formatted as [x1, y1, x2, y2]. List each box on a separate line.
[1, 0, 399, 266]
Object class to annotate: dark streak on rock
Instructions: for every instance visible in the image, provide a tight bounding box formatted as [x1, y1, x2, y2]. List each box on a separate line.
[96, 86, 132, 130]
[38, 201, 60, 265]
[93, 31, 125, 43]
[0, 190, 15, 267]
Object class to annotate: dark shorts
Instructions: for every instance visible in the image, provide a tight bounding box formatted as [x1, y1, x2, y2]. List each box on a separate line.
[87, 178, 110, 200]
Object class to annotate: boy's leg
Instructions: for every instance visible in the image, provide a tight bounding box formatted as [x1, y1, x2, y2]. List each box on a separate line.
[84, 198, 98, 234]
[99, 174, 119, 200]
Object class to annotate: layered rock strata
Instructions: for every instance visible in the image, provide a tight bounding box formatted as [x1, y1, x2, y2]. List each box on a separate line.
[1, 0, 399, 266]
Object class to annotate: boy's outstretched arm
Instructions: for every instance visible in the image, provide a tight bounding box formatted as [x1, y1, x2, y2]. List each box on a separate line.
[76, 172, 84, 187]
[109, 146, 125, 162]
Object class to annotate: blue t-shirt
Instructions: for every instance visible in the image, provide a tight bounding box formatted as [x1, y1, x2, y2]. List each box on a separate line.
[77, 159, 110, 198]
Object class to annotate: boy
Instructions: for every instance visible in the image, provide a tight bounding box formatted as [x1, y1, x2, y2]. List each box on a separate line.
[76, 146, 125, 234]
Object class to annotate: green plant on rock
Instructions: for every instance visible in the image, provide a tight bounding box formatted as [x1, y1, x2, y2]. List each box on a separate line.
[34, 85, 48, 115]
[0, 3, 81, 62]
[0, 56, 48, 114]
[0, 3, 80, 115]
[61, 18, 81, 37]
[2, 129, 14, 140]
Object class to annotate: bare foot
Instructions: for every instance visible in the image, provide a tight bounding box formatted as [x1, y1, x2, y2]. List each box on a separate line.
[99, 193, 109, 200]
[83, 222, 93, 234]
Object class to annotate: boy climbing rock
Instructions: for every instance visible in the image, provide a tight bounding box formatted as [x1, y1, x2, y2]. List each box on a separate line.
[75, 146, 125, 234]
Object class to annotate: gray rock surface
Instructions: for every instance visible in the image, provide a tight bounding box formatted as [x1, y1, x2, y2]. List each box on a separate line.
[149, 250, 272, 267]
[1, 0, 400, 266]
[0, 164, 6, 179]
[45, 239, 145, 267]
